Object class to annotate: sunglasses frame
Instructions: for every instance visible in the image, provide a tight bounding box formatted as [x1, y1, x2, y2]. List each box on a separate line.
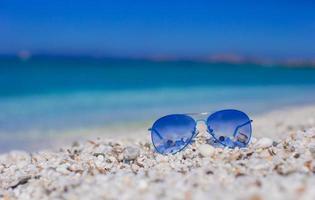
[149, 109, 253, 154]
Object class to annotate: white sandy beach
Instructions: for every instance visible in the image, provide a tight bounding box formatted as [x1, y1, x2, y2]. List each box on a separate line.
[1, 105, 315, 200]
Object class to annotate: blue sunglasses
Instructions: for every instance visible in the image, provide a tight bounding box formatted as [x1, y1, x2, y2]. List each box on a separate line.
[149, 109, 252, 154]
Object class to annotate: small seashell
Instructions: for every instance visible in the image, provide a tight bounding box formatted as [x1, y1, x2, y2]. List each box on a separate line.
[255, 138, 273, 149]
[97, 154, 105, 161]
[93, 152, 106, 158]
[123, 146, 140, 161]
[198, 144, 215, 157]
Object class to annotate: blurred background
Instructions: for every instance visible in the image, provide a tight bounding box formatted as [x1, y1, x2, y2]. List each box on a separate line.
[0, 0, 315, 152]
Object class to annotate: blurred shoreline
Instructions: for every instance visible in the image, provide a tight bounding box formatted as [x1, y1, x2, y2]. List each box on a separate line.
[1, 102, 315, 153]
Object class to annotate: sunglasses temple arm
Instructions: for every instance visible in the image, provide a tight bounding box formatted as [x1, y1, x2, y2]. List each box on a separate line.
[233, 120, 253, 137]
[148, 128, 164, 140]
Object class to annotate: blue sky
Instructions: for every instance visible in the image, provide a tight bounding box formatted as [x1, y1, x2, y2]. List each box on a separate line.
[0, 0, 314, 59]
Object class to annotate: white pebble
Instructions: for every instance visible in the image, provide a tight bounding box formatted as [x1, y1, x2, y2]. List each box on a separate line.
[308, 143, 315, 158]
[56, 164, 70, 174]
[138, 180, 148, 191]
[198, 144, 215, 157]
[255, 137, 273, 149]
[123, 146, 140, 161]
[250, 137, 257, 144]
[131, 164, 140, 172]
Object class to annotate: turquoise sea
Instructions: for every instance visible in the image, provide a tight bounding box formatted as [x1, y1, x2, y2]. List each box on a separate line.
[1, 57, 315, 151]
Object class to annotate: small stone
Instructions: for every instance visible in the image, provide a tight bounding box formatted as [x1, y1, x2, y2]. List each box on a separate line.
[72, 141, 80, 147]
[308, 143, 315, 159]
[68, 164, 83, 173]
[138, 180, 148, 191]
[117, 153, 124, 162]
[16, 160, 30, 169]
[198, 144, 215, 157]
[123, 146, 140, 161]
[272, 141, 279, 147]
[255, 138, 273, 149]
[131, 164, 140, 172]
[136, 156, 145, 168]
[155, 154, 168, 163]
[205, 169, 214, 175]
[250, 137, 258, 144]
[249, 194, 263, 200]
[94, 160, 104, 168]
[293, 153, 300, 159]
[56, 164, 70, 174]
[107, 156, 117, 163]
[10, 175, 32, 189]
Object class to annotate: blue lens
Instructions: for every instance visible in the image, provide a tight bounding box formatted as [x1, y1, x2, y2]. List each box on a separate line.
[206, 109, 252, 148]
[151, 114, 196, 154]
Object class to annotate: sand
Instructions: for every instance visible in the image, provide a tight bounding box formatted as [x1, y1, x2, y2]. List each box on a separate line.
[1, 105, 315, 200]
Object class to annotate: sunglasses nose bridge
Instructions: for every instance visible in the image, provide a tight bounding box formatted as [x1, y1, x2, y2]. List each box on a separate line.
[195, 120, 207, 132]
[195, 119, 206, 123]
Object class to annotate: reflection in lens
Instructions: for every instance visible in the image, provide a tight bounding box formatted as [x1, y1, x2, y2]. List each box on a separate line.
[206, 109, 252, 148]
[151, 114, 196, 154]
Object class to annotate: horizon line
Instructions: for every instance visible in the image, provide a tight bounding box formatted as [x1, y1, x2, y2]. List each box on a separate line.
[0, 52, 315, 67]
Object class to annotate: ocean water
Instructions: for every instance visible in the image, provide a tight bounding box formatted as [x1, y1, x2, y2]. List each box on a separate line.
[1, 57, 315, 150]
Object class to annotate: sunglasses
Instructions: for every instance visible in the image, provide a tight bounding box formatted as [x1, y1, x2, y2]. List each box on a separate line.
[149, 109, 252, 154]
